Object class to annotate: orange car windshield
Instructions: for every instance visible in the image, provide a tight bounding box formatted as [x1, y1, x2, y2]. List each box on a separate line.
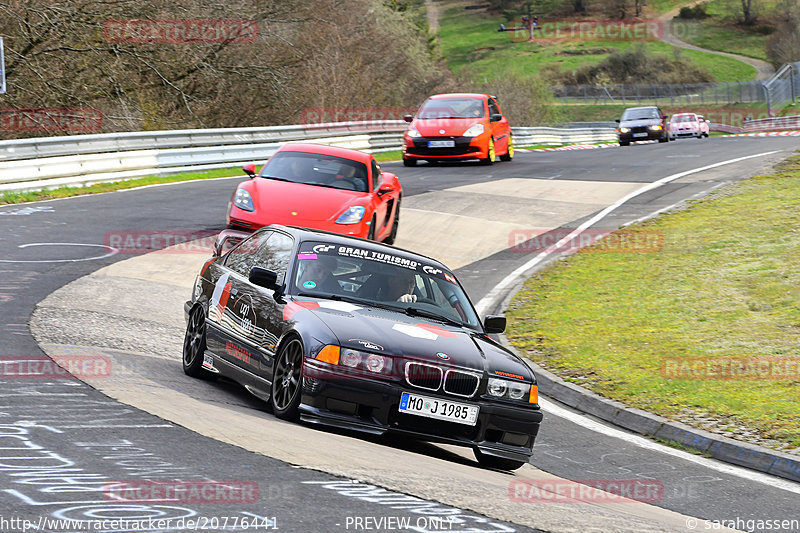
[418, 98, 485, 119]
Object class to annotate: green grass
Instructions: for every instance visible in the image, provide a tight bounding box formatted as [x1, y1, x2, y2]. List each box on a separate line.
[374, 150, 403, 163]
[506, 156, 800, 449]
[0, 167, 243, 205]
[672, 1, 772, 62]
[437, 6, 757, 83]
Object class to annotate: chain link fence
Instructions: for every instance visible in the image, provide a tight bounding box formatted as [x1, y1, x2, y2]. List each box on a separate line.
[552, 81, 767, 107]
[763, 62, 800, 114]
[552, 63, 800, 114]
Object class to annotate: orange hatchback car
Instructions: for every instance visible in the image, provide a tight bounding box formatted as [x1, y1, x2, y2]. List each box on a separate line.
[402, 93, 513, 166]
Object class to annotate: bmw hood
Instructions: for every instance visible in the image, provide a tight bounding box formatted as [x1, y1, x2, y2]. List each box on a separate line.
[246, 179, 364, 222]
[619, 118, 661, 128]
[287, 298, 535, 381]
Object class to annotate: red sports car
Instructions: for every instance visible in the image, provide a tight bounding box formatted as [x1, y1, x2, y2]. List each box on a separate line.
[227, 143, 402, 243]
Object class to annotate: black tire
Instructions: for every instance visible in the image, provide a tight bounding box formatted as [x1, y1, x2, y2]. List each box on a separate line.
[499, 137, 513, 162]
[474, 449, 527, 471]
[480, 139, 495, 165]
[367, 215, 376, 241]
[619, 141, 630, 146]
[383, 199, 400, 245]
[402, 157, 417, 167]
[183, 306, 213, 379]
[271, 337, 304, 421]
[658, 136, 668, 143]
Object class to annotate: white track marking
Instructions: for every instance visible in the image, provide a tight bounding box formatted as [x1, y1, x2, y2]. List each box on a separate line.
[539, 397, 800, 494]
[0, 242, 118, 263]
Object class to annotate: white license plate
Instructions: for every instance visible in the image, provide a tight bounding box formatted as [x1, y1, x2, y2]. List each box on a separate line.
[428, 140, 455, 148]
[633, 132, 648, 138]
[399, 392, 479, 426]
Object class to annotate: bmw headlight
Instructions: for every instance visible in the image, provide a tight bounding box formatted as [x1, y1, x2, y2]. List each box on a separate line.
[619, 127, 630, 133]
[487, 377, 534, 402]
[321, 346, 393, 375]
[336, 206, 366, 225]
[649, 125, 663, 131]
[407, 128, 421, 138]
[233, 188, 254, 211]
[463, 124, 485, 137]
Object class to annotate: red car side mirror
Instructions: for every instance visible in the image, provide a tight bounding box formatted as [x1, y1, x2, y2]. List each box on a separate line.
[243, 163, 257, 178]
[403, 114, 414, 123]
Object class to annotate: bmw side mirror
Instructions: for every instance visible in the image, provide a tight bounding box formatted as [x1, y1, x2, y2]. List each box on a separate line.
[615, 119, 620, 123]
[249, 266, 280, 291]
[213, 229, 250, 257]
[483, 315, 506, 334]
[403, 114, 414, 123]
[490, 113, 503, 122]
[243, 163, 257, 178]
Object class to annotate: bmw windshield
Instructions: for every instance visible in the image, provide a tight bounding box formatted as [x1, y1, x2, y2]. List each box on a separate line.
[292, 242, 481, 329]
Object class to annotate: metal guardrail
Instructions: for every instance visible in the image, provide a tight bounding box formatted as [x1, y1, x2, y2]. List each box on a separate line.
[513, 127, 617, 145]
[0, 122, 618, 193]
[0, 123, 406, 193]
[709, 114, 800, 133]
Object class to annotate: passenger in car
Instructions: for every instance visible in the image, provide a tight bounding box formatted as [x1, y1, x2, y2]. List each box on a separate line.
[297, 255, 339, 294]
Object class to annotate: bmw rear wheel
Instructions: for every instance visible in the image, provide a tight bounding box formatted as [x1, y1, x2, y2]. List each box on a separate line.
[183, 306, 212, 379]
[271, 337, 304, 421]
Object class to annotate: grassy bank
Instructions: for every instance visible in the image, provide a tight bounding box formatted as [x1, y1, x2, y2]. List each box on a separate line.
[672, 1, 771, 62]
[506, 156, 800, 449]
[0, 167, 244, 206]
[437, 5, 758, 82]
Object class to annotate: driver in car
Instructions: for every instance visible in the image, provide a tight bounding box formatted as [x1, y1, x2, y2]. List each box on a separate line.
[358, 269, 418, 302]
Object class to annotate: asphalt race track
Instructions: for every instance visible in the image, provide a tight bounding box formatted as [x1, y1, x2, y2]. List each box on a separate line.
[2, 136, 799, 533]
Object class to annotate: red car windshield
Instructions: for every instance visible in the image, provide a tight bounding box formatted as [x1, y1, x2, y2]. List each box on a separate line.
[417, 98, 485, 119]
[261, 152, 369, 193]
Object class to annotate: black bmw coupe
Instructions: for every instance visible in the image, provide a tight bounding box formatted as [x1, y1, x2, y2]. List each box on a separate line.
[183, 225, 542, 470]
